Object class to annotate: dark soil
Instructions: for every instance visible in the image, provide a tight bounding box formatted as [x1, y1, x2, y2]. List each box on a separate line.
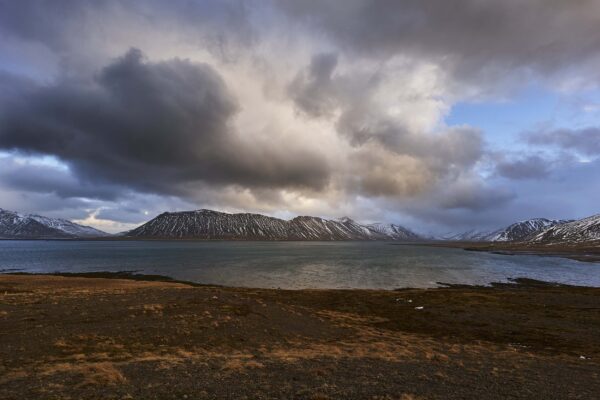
[1, 273, 599, 399]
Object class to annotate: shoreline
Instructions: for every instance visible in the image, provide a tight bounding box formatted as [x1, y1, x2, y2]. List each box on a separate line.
[6, 270, 599, 291]
[1, 272, 599, 399]
[3, 269, 593, 286]
[409, 241, 600, 263]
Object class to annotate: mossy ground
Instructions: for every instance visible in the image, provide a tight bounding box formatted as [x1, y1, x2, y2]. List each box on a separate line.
[1, 273, 599, 399]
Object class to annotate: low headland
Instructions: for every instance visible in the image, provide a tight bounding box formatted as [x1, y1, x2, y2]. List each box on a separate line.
[420, 241, 600, 263]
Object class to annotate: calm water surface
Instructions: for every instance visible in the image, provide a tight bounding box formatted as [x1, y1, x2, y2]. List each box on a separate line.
[0, 240, 598, 289]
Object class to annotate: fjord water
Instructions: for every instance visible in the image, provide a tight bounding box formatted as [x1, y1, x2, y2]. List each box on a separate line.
[0, 240, 598, 289]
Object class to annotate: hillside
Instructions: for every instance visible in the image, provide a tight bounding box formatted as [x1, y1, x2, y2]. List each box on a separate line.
[0, 209, 109, 239]
[125, 209, 421, 241]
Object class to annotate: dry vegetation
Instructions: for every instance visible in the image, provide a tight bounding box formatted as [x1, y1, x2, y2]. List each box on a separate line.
[1, 273, 599, 399]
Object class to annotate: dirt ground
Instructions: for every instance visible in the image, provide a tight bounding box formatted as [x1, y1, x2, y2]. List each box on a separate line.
[1, 273, 599, 399]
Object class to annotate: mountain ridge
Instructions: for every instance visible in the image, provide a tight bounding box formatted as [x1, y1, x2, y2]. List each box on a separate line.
[527, 214, 600, 244]
[0, 208, 109, 239]
[124, 209, 422, 241]
[442, 218, 570, 243]
[3, 206, 599, 245]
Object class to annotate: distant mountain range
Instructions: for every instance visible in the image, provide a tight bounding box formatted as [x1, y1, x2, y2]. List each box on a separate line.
[443, 218, 571, 242]
[124, 209, 422, 241]
[0, 208, 109, 239]
[2, 206, 599, 246]
[527, 215, 600, 244]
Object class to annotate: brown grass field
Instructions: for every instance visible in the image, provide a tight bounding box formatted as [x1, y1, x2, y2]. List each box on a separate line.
[1, 273, 599, 399]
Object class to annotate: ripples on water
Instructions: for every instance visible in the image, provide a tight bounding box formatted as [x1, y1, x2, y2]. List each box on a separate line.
[0, 240, 598, 289]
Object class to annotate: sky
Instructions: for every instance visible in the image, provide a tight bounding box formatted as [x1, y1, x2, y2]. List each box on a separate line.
[0, 0, 599, 234]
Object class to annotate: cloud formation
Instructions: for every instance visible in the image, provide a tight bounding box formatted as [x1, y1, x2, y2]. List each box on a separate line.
[278, 0, 600, 87]
[0, 1, 599, 232]
[525, 127, 600, 157]
[495, 155, 551, 180]
[288, 52, 340, 118]
[0, 46, 490, 217]
[0, 49, 331, 198]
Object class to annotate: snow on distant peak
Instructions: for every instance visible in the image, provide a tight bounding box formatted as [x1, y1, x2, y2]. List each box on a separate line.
[126, 209, 422, 241]
[0, 208, 109, 239]
[442, 218, 572, 243]
[366, 222, 421, 240]
[527, 214, 600, 244]
[488, 218, 568, 242]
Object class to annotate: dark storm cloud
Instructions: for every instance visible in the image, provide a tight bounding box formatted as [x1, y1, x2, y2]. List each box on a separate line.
[0, 157, 122, 200]
[0, 0, 256, 61]
[525, 127, 600, 157]
[0, 184, 96, 219]
[0, 49, 331, 197]
[495, 155, 551, 180]
[277, 0, 600, 82]
[437, 180, 515, 212]
[6, 1, 599, 80]
[0, 0, 87, 50]
[389, 178, 517, 232]
[288, 52, 339, 117]
[1, 0, 597, 233]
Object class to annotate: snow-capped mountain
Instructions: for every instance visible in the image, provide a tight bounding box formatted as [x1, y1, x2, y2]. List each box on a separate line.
[440, 229, 493, 242]
[487, 218, 570, 242]
[527, 214, 600, 244]
[0, 208, 109, 239]
[366, 222, 422, 240]
[289, 215, 383, 240]
[125, 209, 422, 241]
[442, 218, 569, 242]
[28, 215, 108, 237]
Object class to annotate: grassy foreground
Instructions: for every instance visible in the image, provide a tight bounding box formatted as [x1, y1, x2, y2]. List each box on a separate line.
[1, 273, 599, 399]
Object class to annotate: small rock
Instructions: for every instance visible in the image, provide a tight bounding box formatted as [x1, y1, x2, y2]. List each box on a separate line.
[414, 306, 424, 310]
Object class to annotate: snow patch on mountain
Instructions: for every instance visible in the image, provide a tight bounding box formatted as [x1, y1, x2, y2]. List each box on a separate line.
[126, 209, 422, 241]
[29, 215, 108, 237]
[488, 218, 570, 242]
[366, 222, 422, 240]
[0, 208, 109, 239]
[528, 214, 600, 244]
[442, 218, 569, 242]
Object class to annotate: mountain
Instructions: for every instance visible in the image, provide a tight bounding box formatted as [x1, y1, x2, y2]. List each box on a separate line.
[440, 229, 493, 242]
[125, 209, 422, 241]
[442, 218, 569, 242]
[0, 208, 109, 239]
[289, 216, 384, 240]
[366, 222, 422, 240]
[527, 214, 600, 244]
[486, 218, 570, 242]
[27, 215, 108, 238]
